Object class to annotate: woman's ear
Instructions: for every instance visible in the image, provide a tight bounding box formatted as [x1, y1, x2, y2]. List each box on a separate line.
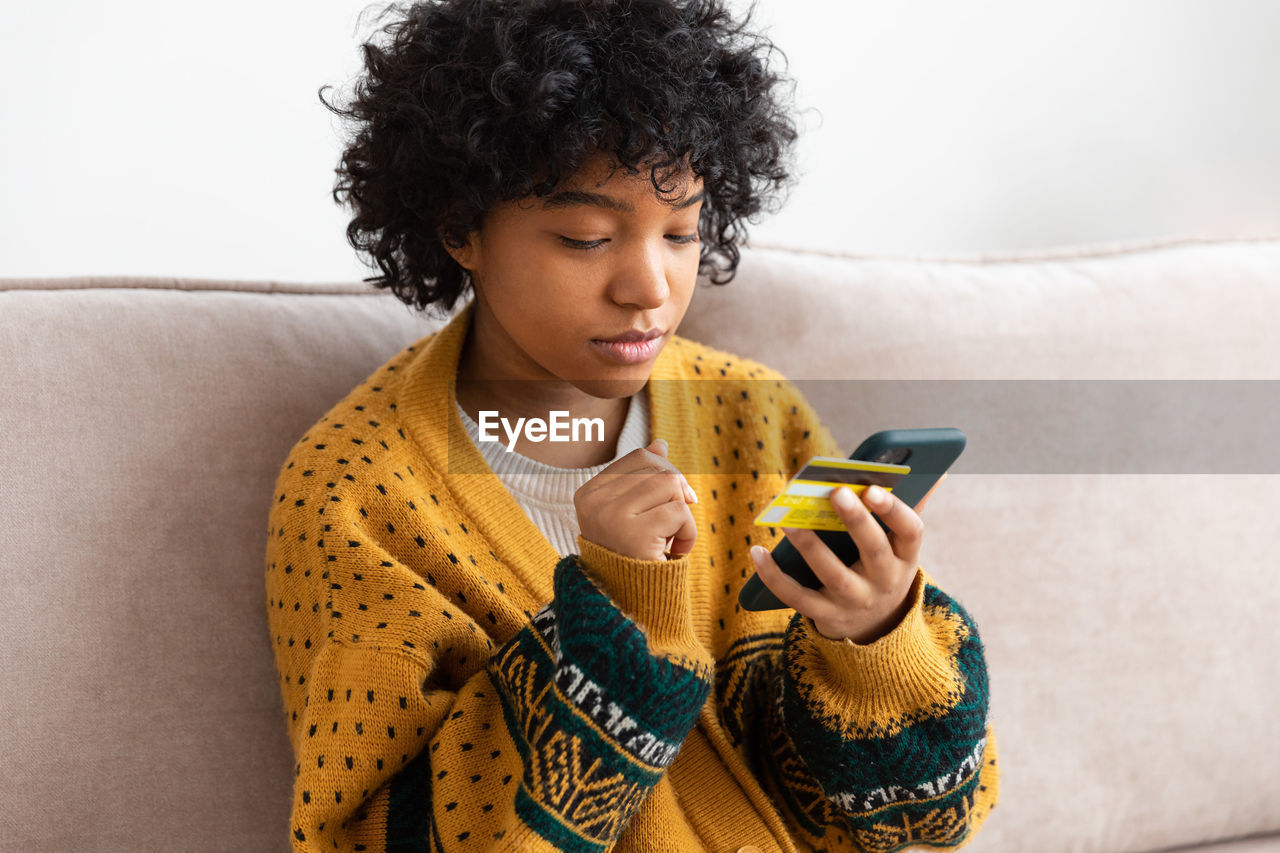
[440, 228, 479, 271]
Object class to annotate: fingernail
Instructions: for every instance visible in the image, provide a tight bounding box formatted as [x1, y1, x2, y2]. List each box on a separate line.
[830, 487, 854, 510]
[750, 545, 765, 566]
[866, 485, 887, 505]
[686, 486, 698, 504]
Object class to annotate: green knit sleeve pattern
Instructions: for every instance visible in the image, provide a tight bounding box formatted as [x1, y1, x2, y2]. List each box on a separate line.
[758, 580, 993, 852]
[485, 554, 713, 852]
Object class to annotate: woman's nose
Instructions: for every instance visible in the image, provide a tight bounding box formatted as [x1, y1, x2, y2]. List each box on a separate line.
[608, 239, 671, 309]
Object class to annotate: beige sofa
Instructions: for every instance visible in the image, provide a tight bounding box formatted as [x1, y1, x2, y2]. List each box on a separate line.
[2, 235, 1278, 852]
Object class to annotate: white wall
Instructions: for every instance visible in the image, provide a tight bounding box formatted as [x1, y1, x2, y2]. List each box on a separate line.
[740, 0, 1280, 256]
[2, 0, 1278, 281]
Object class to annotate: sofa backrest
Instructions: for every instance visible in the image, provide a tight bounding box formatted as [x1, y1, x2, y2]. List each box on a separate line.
[2, 235, 1278, 852]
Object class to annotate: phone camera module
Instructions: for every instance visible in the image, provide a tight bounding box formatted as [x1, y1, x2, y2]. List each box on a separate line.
[874, 448, 911, 465]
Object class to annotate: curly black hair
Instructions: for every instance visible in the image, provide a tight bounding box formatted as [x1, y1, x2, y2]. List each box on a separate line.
[320, 0, 800, 316]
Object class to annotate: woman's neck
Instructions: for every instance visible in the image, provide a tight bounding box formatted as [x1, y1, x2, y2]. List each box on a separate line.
[455, 328, 634, 468]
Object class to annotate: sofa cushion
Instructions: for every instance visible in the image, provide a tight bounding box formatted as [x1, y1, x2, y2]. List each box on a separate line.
[682, 236, 1280, 380]
[1189, 837, 1280, 853]
[0, 278, 438, 851]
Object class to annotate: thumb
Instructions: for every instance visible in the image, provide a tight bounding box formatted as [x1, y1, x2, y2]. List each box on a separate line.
[647, 438, 669, 457]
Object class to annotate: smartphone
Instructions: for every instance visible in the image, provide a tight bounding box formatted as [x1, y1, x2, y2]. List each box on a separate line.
[737, 428, 966, 612]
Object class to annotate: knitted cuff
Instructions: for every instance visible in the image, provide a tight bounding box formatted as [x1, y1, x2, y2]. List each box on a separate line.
[797, 568, 965, 725]
[575, 535, 705, 663]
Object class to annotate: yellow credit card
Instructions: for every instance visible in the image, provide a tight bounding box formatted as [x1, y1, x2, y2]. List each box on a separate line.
[753, 456, 910, 531]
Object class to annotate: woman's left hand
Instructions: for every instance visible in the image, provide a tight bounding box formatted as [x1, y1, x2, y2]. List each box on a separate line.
[749, 484, 924, 644]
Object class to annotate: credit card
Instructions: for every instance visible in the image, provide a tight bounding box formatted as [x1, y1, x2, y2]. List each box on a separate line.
[752, 456, 910, 531]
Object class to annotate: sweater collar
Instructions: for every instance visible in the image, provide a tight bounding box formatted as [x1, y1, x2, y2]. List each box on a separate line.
[397, 299, 699, 603]
[454, 386, 651, 505]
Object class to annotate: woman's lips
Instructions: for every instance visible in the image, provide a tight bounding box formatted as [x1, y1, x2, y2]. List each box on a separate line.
[590, 335, 663, 364]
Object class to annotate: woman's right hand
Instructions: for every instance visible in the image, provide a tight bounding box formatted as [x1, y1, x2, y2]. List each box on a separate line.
[574, 438, 698, 561]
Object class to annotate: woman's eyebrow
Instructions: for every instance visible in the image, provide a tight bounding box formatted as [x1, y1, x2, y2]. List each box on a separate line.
[540, 188, 706, 213]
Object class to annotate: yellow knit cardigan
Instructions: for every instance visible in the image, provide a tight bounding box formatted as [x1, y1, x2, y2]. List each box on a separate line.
[265, 301, 999, 852]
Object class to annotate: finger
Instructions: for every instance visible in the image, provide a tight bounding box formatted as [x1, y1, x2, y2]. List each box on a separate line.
[828, 486, 895, 581]
[862, 485, 923, 566]
[615, 471, 691, 515]
[667, 527, 696, 556]
[638, 501, 698, 556]
[780, 527, 872, 604]
[607, 442, 697, 504]
[647, 439, 697, 503]
[749, 544, 838, 621]
[913, 473, 947, 514]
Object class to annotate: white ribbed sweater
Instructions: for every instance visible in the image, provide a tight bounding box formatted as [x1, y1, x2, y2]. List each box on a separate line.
[454, 388, 652, 557]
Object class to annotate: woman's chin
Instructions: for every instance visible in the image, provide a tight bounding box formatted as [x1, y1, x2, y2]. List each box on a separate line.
[572, 374, 652, 400]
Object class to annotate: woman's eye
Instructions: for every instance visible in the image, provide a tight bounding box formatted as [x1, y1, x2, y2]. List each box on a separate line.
[557, 234, 699, 251]
[558, 236, 606, 251]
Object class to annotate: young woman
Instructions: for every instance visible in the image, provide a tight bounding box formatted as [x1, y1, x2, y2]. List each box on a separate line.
[265, 2, 999, 851]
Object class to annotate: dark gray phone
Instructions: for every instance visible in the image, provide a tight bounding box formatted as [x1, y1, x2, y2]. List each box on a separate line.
[738, 428, 966, 611]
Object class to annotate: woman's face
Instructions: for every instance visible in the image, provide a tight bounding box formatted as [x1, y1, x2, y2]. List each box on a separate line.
[448, 155, 705, 401]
